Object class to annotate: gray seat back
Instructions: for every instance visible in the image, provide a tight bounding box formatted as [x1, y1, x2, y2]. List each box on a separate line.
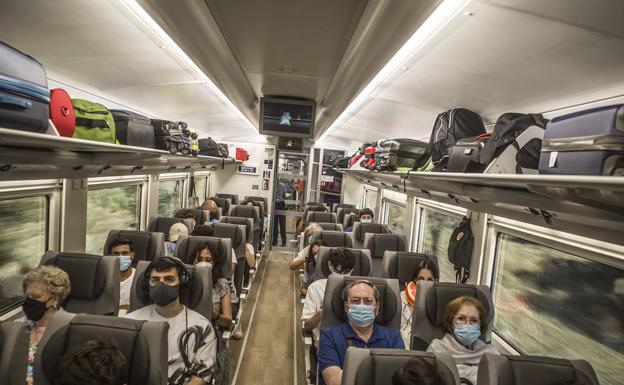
[0, 321, 29, 385]
[302, 205, 329, 225]
[316, 222, 344, 231]
[305, 211, 337, 227]
[175, 236, 233, 279]
[411, 281, 494, 350]
[313, 247, 372, 281]
[310, 230, 353, 248]
[229, 205, 259, 227]
[202, 223, 247, 295]
[220, 216, 254, 244]
[321, 274, 401, 330]
[210, 196, 230, 215]
[382, 251, 438, 289]
[216, 193, 238, 205]
[104, 230, 165, 262]
[343, 212, 359, 230]
[245, 196, 268, 215]
[352, 222, 388, 249]
[477, 353, 600, 385]
[202, 207, 222, 221]
[147, 217, 194, 241]
[40, 252, 120, 316]
[336, 207, 359, 225]
[174, 208, 206, 225]
[129, 260, 213, 318]
[342, 348, 460, 385]
[34, 312, 169, 385]
[364, 233, 407, 277]
[332, 203, 356, 213]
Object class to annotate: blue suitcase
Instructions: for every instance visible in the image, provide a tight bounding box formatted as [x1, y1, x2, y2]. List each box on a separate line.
[539, 105, 624, 175]
[0, 41, 50, 133]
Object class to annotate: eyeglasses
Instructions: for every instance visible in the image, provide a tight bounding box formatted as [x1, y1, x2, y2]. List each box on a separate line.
[453, 314, 481, 326]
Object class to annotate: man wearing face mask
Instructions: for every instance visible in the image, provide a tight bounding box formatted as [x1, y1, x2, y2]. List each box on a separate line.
[345, 208, 374, 232]
[318, 279, 404, 385]
[201, 199, 220, 224]
[109, 237, 137, 314]
[124, 257, 216, 385]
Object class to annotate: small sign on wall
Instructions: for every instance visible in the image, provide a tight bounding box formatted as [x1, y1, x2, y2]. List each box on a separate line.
[238, 165, 259, 175]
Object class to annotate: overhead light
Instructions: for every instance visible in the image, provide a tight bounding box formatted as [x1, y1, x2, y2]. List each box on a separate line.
[318, 0, 471, 142]
[117, 0, 257, 131]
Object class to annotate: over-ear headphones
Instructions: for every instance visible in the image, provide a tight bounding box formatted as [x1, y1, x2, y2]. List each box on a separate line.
[142, 256, 192, 297]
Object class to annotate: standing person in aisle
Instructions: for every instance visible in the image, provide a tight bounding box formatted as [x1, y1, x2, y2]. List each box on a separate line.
[273, 180, 287, 246]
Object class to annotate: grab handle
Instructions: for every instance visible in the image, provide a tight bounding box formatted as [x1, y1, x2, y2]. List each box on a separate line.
[0, 94, 32, 109]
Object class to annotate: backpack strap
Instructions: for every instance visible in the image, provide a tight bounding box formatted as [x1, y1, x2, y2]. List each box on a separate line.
[75, 117, 109, 129]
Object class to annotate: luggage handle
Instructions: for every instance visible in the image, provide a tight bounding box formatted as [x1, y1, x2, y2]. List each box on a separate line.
[0, 94, 32, 109]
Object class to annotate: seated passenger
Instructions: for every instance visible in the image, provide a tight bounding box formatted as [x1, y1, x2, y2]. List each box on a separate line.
[190, 225, 244, 271]
[302, 247, 355, 347]
[427, 296, 499, 385]
[400, 259, 439, 347]
[201, 199, 220, 223]
[241, 198, 255, 208]
[108, 237, 137, 313]
[318, 280, 404, 385]
[175, 208, 203, 226]
[191, 242, 232, 330]
[165, 222, 188, 257]
[21, 265, 71, 385]
[300, 222, 323, 247]
[56, 339, 128, 385]
[289, 239, 327, 294]
[123, 257, 216, 384]
[345, 208, 374, 232]
[392, 357, 446, 385]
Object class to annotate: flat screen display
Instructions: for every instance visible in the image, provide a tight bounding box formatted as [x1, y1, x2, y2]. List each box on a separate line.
[260, 97, 316, 137]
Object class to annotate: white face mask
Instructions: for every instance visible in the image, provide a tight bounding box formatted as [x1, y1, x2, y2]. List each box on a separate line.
[196, 261, 213, 269]
[361, 218, 373, 224]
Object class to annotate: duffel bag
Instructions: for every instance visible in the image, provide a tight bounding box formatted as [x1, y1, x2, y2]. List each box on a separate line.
[447, 134, 491, 173]
[111, 109, 155, 148]
[198, 137, 224, 157]
[72, 99, 116, 143]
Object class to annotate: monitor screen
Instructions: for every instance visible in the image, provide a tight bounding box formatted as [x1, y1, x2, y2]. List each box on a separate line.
[259, 97, 316, 137]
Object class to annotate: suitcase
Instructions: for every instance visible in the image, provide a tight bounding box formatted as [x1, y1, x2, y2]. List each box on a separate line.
[485, 126, 544, 174]
[72, 99, 116, 143]
[539, 104, 624, 175]
[0, 41, 50, 133]
[49, 88, 75, 137]
[364, 143, 379, 169]
[111, 109, 155, 148]
[374, 138, 429, 172]
[447, 134, 490, 173]
[236, 147, 249, 161]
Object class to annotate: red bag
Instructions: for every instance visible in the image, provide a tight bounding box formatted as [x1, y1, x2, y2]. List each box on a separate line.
[236, 147, 249, 161]
[49, 88, 75, 137]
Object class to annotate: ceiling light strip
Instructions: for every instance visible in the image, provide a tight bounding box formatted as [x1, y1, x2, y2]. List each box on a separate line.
[319, 0, 471, 142]
[117, 0, 257, 131]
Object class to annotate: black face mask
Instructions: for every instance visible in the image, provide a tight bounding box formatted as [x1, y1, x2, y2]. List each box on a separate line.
[23, 297, 52, 322]
[209, 212, 217, 220]
[149, 282, 180, 307]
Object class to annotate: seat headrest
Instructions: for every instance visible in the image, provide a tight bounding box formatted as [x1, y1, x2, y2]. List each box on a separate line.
[208, 223, 244, 248]
[307, 212, 335, 224]
[333, 203, 355, 213]
[383, 251, 438, 284]
[42, 253, 106, 301]
[317, 222, 343, 231]
[425, 283, 492, 328]
[210, 196, 230, 213]
[174, 208, 206, 225]
[175, 236, 230, 265]
[105, 230, 155, 261]
[311, 231, 353, 248]
[216, 193, 238, 205]
[354, 223, 387, 242]
[315, 247, 371, 279]
[343, 213, 359, 229]
[220, 216, 252, 241]
[230, 205, 258, 221]
[337, 207, 359, 222]
[365, 234, 406, 258]
[148, 217, 193, 241]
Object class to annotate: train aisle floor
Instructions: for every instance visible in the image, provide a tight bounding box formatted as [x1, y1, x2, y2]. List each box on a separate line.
[229, 248, 306, 385]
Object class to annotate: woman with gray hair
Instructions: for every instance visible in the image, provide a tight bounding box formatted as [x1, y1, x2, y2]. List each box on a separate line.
[21, 265, 71, 385]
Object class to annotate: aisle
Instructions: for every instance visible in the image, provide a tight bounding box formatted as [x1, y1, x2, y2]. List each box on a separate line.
[230, 250, 306, 385]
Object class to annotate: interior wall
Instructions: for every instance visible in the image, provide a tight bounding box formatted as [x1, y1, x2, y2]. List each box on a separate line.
[341, 173, 362, 206]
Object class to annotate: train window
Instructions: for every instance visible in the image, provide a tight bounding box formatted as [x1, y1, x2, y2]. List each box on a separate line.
[86, 185, 141, 254]
[158, 179, 184, 217]
[363, 187, 378, 214]
[418, 208, 463, 282]
[492, 233, 624, 385]
[194, 176, 208, 203]
[0, 196, 47, 312]
[383, 201, 405, 235]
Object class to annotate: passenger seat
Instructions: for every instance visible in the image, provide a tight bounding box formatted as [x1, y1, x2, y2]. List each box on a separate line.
[383, 251, 438, 289]
[210, 196, 230, 216]
[216, 193, 238, 206]
[104, 230, 165, 261]
[174, 236, 233, 280]
[0, 321, 29, 385]
[343, 212, 359, 231]
[351, 222, 388, 249]
[305, 211, 337, 227]
[229, 205, 260, 251]
[174, 208, 206, 225]
[332, 203, 355, 213]
[364, 234, 407, 277]
[316, 222, 344, 231]
[312, 247, 372, 281]
[309, 230, 353, 248]
[147, 217, 194, 240]
[336, 207, 359, 226]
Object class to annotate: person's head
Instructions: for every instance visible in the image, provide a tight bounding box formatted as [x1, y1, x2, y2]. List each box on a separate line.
[309, 240, 326, 258]
[242, 199, 256, 208]
[145, 257, 188, 307]
[392, 357, 446, 385]
[175, 209, 199, 225]
[304, 223, 323, 238]
[328, 247, 355, 275]
[22, 265, 71, 322]
[109, 237, 136, 273]
[444, 296, 488, 346]
[410, 259, 439, 285]
[56, 339, 128, 385]
[359, 208, 374, 224]
[190, 224, 214, 237]
[343, 279, 380, 329]
[168, 222, 188, 243]
[201, 199, 218, 213]
[190, 242, 225, 287]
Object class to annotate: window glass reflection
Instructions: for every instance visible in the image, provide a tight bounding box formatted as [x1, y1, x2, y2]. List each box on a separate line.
[418, 208, 462, 282]
[158, 179, 183, 217]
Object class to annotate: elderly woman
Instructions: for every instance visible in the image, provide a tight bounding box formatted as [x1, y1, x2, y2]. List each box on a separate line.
[22, 265, 71, 385]
[426, 296, 499, 385]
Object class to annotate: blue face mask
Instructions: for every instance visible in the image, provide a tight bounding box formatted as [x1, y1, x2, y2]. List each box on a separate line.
[454, 324, 481, 346]
[347, 304, 376, 328]
[119, 255, 132, 272]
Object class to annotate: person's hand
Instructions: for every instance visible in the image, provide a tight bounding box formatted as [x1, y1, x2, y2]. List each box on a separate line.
[211, 309, 220, 321]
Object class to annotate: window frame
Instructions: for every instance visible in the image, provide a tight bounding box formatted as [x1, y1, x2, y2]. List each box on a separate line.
[361, 185, 379, 213]
[415, 199, 467, 253]
[192, 172, 211, 204]
[157, 173, 189, 216]
[87, 176, 148, 230]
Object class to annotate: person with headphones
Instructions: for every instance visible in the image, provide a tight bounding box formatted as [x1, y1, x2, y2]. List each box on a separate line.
[317, 279, 404, 385]
[123, 257, 216, 385]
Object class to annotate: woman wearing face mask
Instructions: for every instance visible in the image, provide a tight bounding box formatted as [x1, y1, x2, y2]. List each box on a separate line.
[21, 265, 71, 385]
[191, 242, 232, 329]
[427, 296, 499, 385]
[400, 259, 439, 348]
[289, 237, 326, 297]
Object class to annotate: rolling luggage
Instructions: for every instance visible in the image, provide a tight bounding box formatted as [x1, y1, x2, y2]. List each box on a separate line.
[374, 138, 428, 171]
[111, 109, 155, 148]
[0, 41, 50, 133]
[49, 88, 75, 137]
[151, 119, 183, 154]
[446, 134, 490, 173]
[539, 105, 624, 175]
[198, 137, 228, 157]
[72, 99, 117, 143]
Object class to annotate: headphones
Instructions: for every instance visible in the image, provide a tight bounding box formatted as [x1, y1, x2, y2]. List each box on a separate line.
[141, 256, 192, 297]
[341, 279, 380, 303]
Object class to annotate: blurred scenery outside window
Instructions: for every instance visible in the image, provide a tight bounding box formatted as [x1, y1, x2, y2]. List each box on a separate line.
[159, 179, 183, 217]
[418, 208, 462, 282]
[385, 201, 405, 236]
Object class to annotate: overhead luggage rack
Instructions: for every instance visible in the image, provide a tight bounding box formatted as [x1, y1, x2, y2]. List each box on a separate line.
[337, 168, 624, 247]
[0, 127, 239, 180]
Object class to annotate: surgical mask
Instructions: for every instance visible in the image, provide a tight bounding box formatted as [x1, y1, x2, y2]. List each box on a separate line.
[196, 261, 213, 269]
[23, 297, 52, 322]
[347, 304, 375, 328]
[148, 283, 179, 307]
[454, 324, 481, 346]
[361, 218, 373, 224]
[119, 255, 132, 272]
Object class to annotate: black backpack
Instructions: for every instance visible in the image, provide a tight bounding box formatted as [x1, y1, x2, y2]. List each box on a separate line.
[447, 216, 474, 283]
[426, 108, 486, 171]
[198, 138, 229, 158]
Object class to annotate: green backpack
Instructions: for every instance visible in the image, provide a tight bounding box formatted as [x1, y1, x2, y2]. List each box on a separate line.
[72, 99, 117, 143]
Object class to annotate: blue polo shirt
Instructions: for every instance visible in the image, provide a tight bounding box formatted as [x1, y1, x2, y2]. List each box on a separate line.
[317, 322, 404, 371]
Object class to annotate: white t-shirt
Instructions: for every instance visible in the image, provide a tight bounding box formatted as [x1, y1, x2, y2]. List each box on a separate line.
[292, 246, 309, 266]
[301, 278, 327, 346]
[231, 249, 237, 265]
[119, 268, 136, 307]
[400, 291, 413, 349]
[123, 305, 217, 382]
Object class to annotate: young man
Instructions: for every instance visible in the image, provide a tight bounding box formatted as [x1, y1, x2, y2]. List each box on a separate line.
[345, 208, 374, 232]
[56, 339, 128, 385]
[123, 257, 216, 385]
[109, 237, 137, 313]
